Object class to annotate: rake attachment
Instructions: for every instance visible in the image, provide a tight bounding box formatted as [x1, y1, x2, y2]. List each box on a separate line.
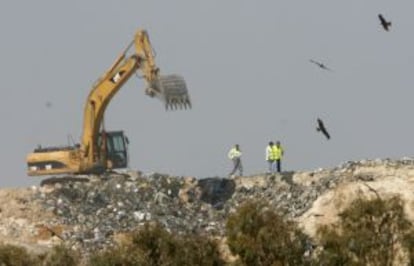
[146, 74, 191, 110]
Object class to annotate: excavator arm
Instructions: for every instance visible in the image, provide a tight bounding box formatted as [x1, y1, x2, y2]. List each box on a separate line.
[27, 29, 191, 176]
[80, 52, 140, 170]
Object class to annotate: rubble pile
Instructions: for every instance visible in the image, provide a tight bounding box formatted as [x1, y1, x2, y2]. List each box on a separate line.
[34, 173, 225, 252]
[224, 158, 414, 218]
[9, 158, 414, 254]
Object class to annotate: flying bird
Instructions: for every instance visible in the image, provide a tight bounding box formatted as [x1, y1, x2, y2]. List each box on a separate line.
[309, 59, 333, 71]
[378, 14, 391, 31]
[316, 118, 330, 140]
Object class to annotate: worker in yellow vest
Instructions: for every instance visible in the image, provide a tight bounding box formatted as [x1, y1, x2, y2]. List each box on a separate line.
[266, 141, 277, 173]
[273, 141, 284, 173]
[228, 144, 243, 177]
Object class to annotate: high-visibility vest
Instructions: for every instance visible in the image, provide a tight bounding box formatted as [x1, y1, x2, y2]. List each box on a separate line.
[273, 145, 284, 160]
[228, 148, 242, 159]
[266, 145, 276, 161]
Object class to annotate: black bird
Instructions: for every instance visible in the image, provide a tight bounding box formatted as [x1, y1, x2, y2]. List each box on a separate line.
[378, 14, 391, 31]
[316, 118, 330, 140]
[309, 59, 333, 71]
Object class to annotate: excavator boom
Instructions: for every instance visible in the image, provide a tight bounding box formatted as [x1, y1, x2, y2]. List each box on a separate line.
[27, 29, 191, 176]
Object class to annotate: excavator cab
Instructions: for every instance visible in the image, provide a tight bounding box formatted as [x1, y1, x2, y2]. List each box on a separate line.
[98, 130, 129, 169]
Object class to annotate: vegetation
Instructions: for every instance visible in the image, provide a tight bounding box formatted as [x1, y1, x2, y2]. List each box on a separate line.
[90, 222, 225, 266]
[315, 196, 414, 265]
[0, 243, 40, 266]
[41, 245, 79, 266]
[225, 200, 310, 266]
[88, 245, 148, 266]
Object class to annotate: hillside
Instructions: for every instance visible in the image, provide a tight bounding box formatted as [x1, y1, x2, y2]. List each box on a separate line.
[1, 158, 414, 260]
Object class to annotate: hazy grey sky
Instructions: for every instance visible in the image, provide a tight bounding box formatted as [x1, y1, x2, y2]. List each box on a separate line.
[1, 1, 413, 187]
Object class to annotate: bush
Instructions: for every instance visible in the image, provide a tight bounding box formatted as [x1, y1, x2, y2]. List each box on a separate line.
[132, 222, 224, 266]
[403, 229, 414, 264]
[168, 233, 224, 266]
[0, 243, 40, 266]
[315, 196, 414, 265]
[90, 222, 224, 266]
[130, 222, 175, 265]
[225, 200, 310, 266]
[41, 245, 79, 266]
[89, 245, 148, 266]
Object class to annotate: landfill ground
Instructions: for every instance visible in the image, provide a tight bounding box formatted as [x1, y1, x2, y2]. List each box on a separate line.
[2, 158, 414, 261]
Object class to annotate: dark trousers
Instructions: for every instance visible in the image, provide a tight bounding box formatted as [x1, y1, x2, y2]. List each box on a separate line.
[229, 158, 243, 176]
[276, 159, 281, 173]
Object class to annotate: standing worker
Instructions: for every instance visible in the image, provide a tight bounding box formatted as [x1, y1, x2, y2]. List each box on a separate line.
[228, 144, 243, 177]
[266, 141, 277, 173]
[274, 141, 284, 173]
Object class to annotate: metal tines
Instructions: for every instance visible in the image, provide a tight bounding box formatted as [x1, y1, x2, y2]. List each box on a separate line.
[158, 75, 192, 110]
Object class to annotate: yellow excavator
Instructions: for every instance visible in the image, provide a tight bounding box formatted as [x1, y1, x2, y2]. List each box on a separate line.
[26, 29, 191, 176]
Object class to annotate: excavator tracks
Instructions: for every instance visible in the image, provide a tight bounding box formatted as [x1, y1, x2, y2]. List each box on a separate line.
[40, 176, 90, 187]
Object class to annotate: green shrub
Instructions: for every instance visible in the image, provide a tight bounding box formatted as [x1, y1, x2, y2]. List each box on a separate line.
[0, 243, 40, 266]
[131, 222, 224, 266]
[225, 200, 309, 266]
[90, 222, 224, 266]
[130, 222, 176, 265]
[169, 234, 224, 266]
[41, 245, 79, 266]
[315, 196, 414, 266]
[403, 229, 414, 265]
[89, 245, 148, 266]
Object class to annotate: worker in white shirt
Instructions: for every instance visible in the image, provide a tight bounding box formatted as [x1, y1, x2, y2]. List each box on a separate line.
[228, 144, 243, 177]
